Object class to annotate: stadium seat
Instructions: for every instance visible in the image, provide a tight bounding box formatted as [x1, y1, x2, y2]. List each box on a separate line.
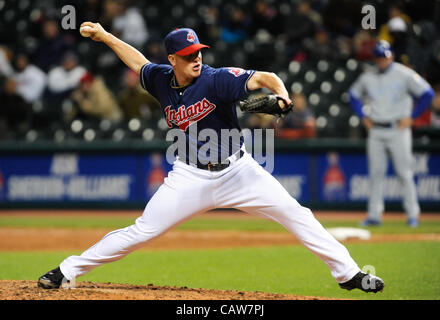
[3, 0, 432, 142]
[315, 60, 337, 79]
[313, 95, 332, 116]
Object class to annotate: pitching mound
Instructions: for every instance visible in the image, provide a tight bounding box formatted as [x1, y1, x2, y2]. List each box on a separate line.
[0, 280, 339, 300]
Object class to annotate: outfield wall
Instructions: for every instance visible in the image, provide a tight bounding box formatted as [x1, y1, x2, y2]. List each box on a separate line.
[0, 139, 439, 211]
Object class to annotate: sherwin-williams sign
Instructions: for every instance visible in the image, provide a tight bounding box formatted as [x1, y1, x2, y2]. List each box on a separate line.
[315, 152, 440, 202]
[0, 152, 438, 204]
[0, 154, 137, 201]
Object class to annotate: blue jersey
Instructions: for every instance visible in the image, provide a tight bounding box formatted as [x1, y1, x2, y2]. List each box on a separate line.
[140, 63, 255, 164]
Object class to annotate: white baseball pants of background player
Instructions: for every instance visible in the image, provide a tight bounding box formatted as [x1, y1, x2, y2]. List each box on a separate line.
[60, 151, 361, 284]
[367, 127, 420, 220]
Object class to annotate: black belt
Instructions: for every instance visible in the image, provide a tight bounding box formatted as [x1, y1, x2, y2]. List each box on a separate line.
[185, 150, 244, 171]
[372, 122, 394, 128]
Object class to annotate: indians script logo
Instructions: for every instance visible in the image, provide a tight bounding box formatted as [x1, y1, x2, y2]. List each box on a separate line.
[187, 31, 195, 42]
[164, 98, 216, 131]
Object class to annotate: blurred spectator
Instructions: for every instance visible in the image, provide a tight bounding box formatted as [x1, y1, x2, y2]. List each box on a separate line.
[144, 39, 168, 65]
[378, 3, 411, 43]
[32, 19, 74, 72]
[93, 47, 124, 92]
[71, 72, 123, 122]
[12, 53, 47, 104]
[196, 6, 221, 44]
[303, 0, 323, 25]
[117, 69, 161, 120]
[0, 0, 437, 142]
[0, 46, 14, 78]
[244, 113, 274, 130]
[430, 90, 440, 128]
[220, 6, 250, 45]
[378, 3, 412, 65]
[425, 40, 440, 87]
[284, 0, 318, 60]
[78, 0, 104, 24]
[303, 27, 341, 61]
[47, 52, 86, 100]
[274, 93, 316, 139]
[111, 0, 149, 48]
[286, 0, 319, 44]
[0, 78, 32, 131]
[101, 0, 122, 31]
[320, 0, 359, 38]
[408, 20, 437, 75]
[250, 0, 283, 37]
[388, 16, 410, 64]
[335, 35, 353, 59]
[91, 0, 130, 92]
[352, 30, 376, 61]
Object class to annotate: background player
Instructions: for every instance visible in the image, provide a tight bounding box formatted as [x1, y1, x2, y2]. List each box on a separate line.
[349, 40, 434, 227]
[38, 22, 384, 293]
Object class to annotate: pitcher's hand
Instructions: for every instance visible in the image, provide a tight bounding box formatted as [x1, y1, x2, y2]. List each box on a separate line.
[80, 22, 109, 42]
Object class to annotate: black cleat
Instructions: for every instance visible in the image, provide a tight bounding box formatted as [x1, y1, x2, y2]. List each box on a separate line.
[339, 271, 385, 293]
[38, 267, 65, 289]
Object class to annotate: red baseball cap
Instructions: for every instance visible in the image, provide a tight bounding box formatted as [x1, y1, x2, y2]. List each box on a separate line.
[80, 72, 94, 84]
[164, 28, 210, 56]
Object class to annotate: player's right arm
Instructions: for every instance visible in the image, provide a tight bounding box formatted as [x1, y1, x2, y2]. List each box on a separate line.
[349, 74, 372, 130]
[80, 22, 149, 75]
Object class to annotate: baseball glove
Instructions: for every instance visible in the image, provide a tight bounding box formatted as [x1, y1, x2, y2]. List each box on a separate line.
[238, 94, 294, 117]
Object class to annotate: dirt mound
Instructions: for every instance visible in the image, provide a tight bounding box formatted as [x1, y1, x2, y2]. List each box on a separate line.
[0, 280, 339, 300]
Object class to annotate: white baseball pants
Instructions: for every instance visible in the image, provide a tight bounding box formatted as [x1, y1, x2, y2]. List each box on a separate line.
[60, 152, 361, 283]
[367, 127, 420, 220]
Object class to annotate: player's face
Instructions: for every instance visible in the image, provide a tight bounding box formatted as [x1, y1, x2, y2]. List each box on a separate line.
[374, 56, 393, 70]
[173, 50, 203, 79]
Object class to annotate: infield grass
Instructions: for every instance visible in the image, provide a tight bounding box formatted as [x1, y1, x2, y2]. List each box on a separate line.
[1, 214, 440, 234]
[1, 212, 439, 299]
[1, 242, 439, 300]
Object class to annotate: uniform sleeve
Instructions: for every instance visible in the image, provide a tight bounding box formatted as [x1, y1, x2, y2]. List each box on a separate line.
[406, 70, 432, 98]
[349, 74, 366, 99]
[412, 88, 434, 118]
[214, 67, 255, 102]
[139, 63, 169, 98]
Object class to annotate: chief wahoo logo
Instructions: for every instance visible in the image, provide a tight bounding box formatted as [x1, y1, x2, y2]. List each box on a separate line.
[187, 31, 195, 42]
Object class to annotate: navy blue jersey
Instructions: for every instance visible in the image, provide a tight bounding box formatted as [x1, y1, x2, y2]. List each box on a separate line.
[140, 63, 255, 164]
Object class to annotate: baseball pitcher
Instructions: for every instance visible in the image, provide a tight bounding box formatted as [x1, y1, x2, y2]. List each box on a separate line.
[37, 23, 384, 293]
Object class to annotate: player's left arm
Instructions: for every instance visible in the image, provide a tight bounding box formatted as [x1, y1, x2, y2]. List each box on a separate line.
[247, 71, 292, 107]
[411, 88, 435, 118]
[401, 72, 435, 129]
